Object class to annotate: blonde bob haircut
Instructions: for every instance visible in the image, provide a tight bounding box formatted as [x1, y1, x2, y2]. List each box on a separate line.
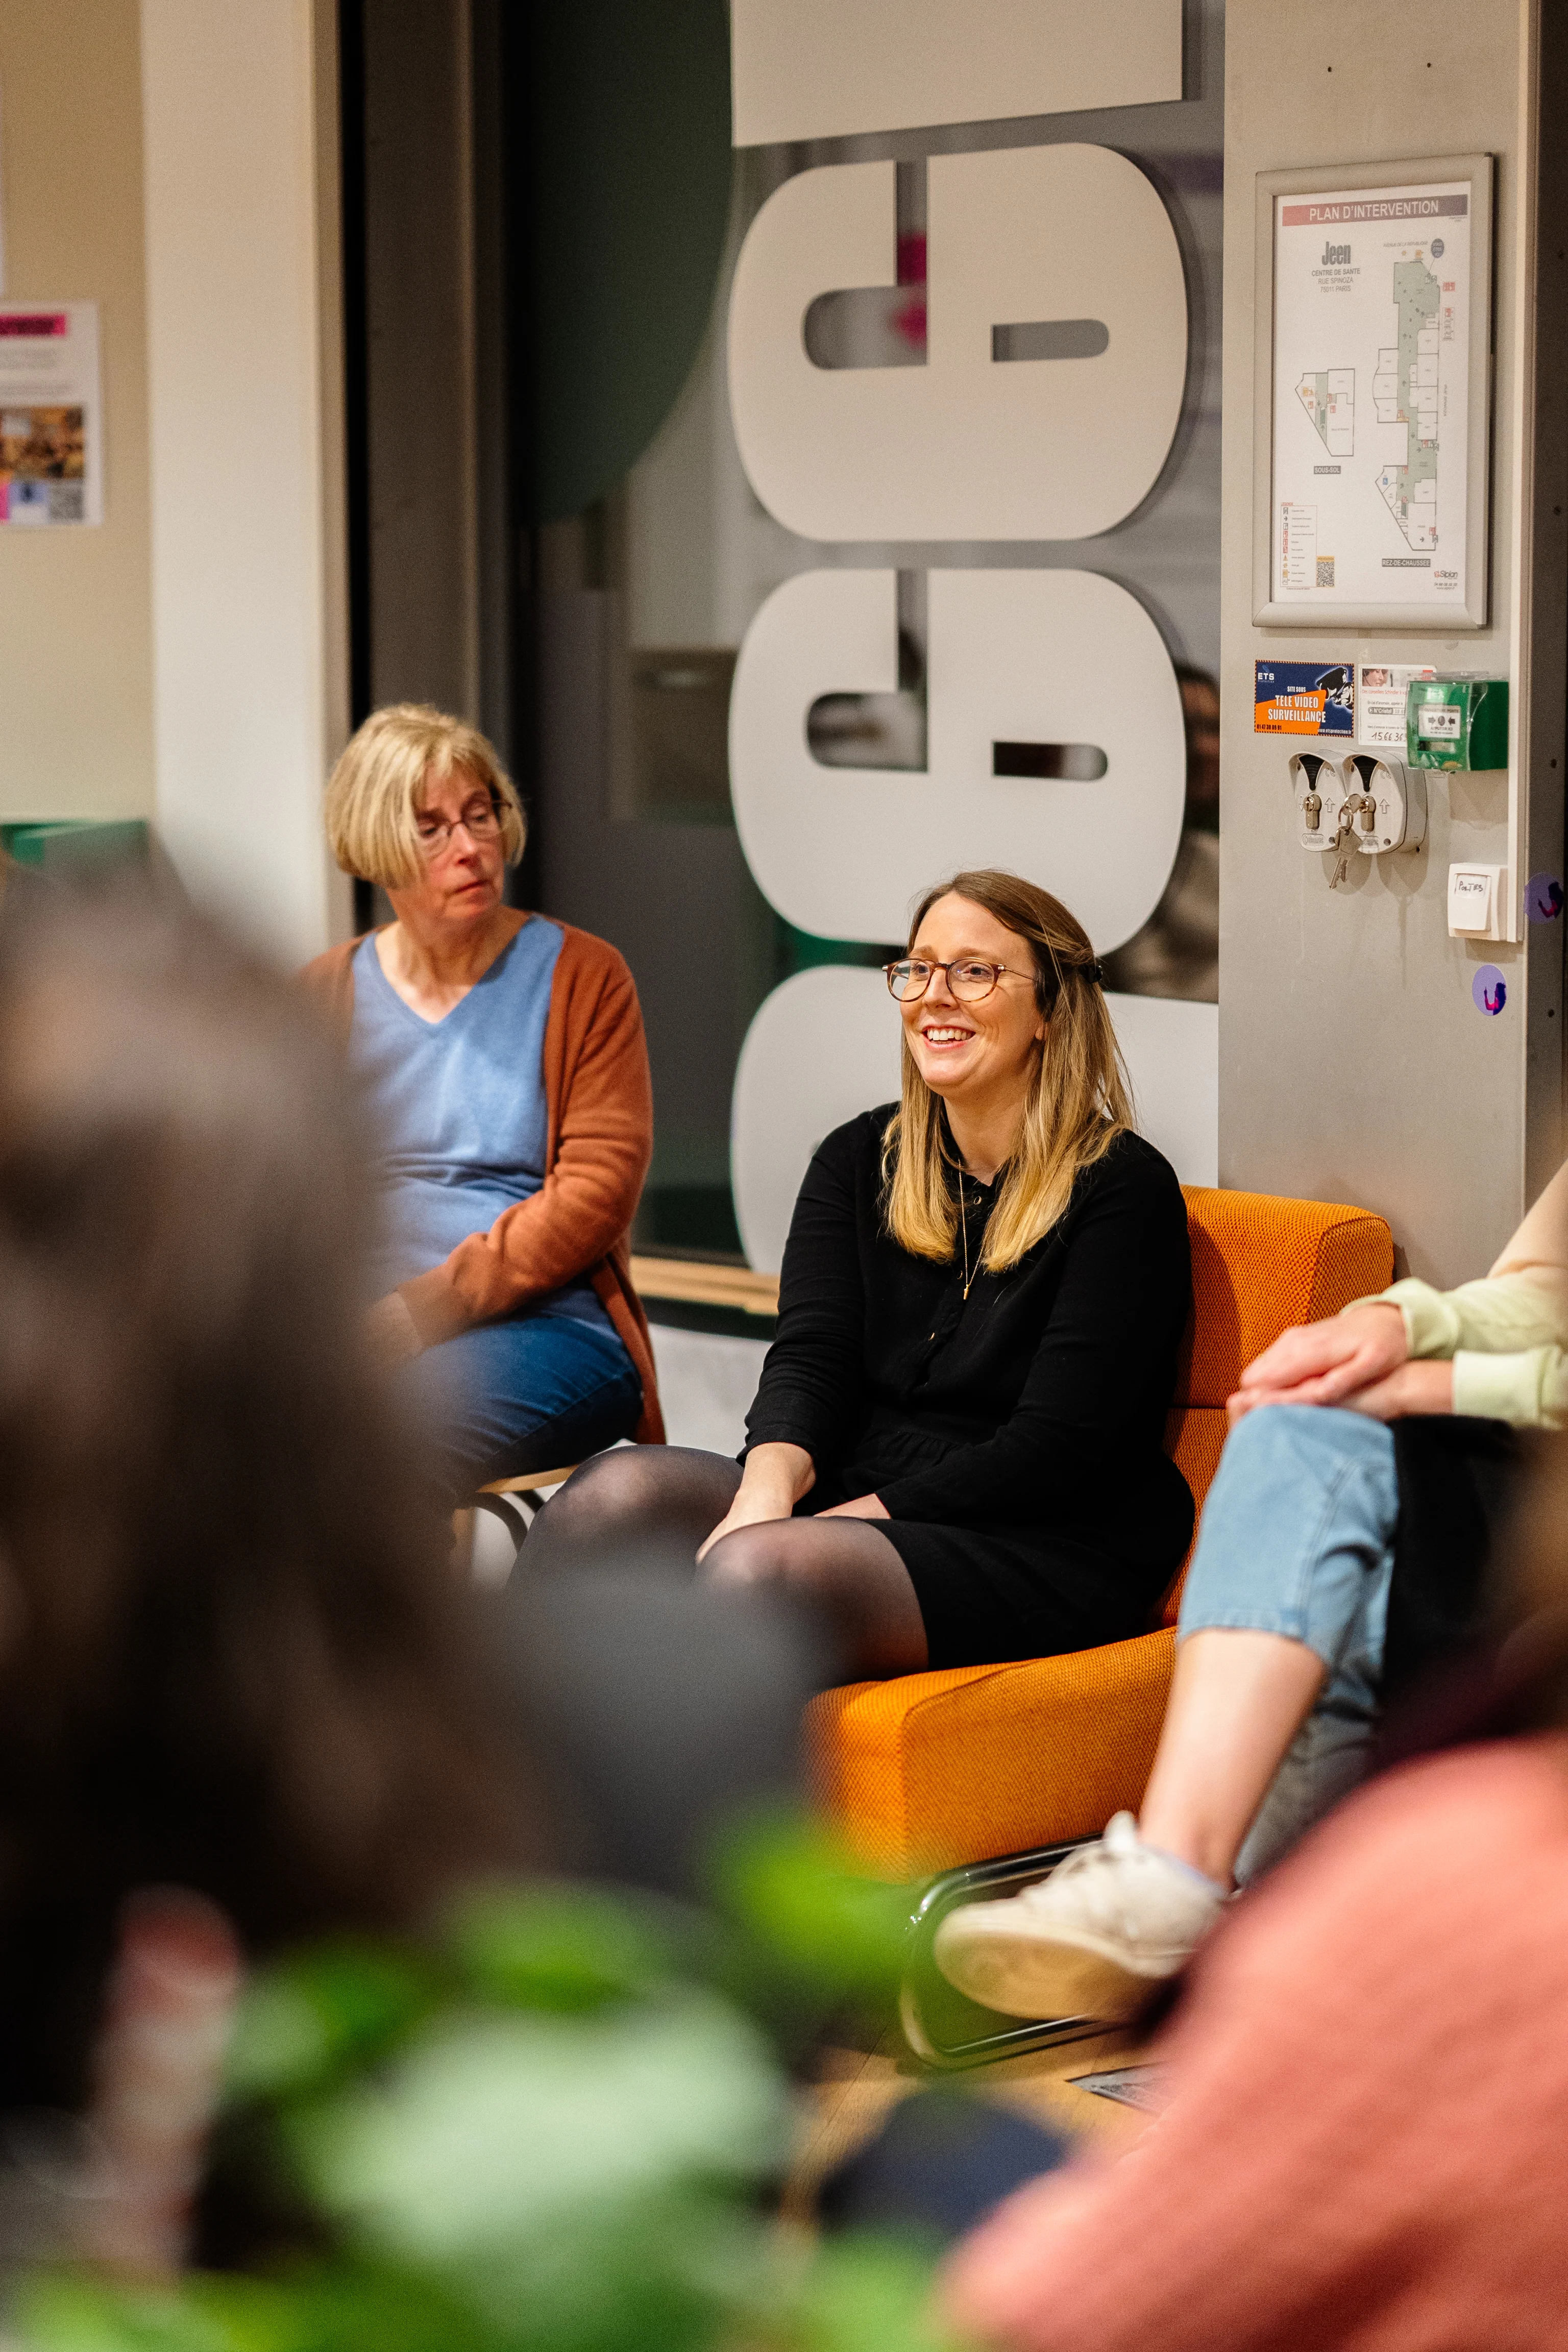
[883, 868, 1134, 1275]
[324, 703, 526, 890]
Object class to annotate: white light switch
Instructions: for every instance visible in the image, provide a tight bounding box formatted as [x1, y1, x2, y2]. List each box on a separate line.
[1448, 863, 1505, 939]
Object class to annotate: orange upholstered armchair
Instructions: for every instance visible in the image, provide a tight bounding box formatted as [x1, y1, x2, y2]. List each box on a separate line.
[804, 1187, 1393, 1881]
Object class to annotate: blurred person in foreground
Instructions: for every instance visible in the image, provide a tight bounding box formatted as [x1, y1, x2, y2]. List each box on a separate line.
[937, 1158, 1568, 2023]
[304, 704, 662, 1499]
[0, 885, 526, 2123]
[939, 1434, 1568, 2351]
[527, 871, 1193, 1681]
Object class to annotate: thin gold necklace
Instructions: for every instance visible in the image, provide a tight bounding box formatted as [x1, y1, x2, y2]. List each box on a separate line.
[958, 1169, 973, 1298]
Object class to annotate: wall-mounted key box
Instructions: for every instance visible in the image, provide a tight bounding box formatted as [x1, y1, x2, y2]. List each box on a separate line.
[1405, 676, 1509, 771]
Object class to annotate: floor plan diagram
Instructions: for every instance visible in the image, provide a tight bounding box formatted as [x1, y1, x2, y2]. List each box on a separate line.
[1270, 177, 1475, 615]
[1296, 369, 1354, 455]
[1371, 256, 1440, 550]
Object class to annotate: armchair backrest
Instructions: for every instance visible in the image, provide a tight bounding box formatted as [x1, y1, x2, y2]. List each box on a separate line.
[1160, 1188, 1394, 1624]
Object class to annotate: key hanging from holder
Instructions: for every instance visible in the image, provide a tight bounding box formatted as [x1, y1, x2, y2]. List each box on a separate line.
[1328, 791, 1376, 889]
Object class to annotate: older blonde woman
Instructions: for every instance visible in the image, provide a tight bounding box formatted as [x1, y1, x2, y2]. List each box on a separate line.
[302, 704, 662, 1496]
[528, 869, 1192, 1678]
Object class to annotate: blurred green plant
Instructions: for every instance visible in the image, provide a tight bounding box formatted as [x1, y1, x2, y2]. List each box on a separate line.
[11, 1815, 971, 2352]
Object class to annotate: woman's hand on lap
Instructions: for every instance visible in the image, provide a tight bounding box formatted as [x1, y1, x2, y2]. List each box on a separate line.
[817, 1493, 891, 1520]
[697, 1442, 815, 1563]
[368, 1291, 422, 1368]
[1228, 1303, 1409, 1425]
[1338, 1357, 1454, 1421]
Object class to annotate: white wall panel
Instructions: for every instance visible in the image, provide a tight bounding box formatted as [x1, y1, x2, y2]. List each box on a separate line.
[728, 567, 1186, 949]
[1105, 993, 1219, 1190]
[0, 0, 156, 823]
[732, 968, 1219, 1272]
[140, 0, 350, 965]
[732, 967, 902, 1272]
[731, 0, 1182, 147]
[728, 148, 1186, 544]
[648, 1324, 769, 1456]
[1219, 0, 1545, 1284]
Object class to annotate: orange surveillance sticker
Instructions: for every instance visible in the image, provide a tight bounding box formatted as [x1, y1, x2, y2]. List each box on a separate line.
[1253, 660, 1355, 737]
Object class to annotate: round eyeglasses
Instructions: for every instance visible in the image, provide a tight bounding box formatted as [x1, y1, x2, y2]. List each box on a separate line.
[415, 796, 502, 855]
[883, 958, 1019, 1003]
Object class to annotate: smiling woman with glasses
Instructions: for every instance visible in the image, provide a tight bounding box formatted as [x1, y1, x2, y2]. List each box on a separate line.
[528, 868, 1193, 1684]
[301, 703, 662, 1501]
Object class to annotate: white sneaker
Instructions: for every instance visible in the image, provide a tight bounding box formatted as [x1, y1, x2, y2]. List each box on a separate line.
[932, 1813, 1226, 2024]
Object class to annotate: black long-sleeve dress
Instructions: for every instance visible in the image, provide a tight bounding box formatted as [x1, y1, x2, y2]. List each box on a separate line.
[743, 1109, 1194, 1669]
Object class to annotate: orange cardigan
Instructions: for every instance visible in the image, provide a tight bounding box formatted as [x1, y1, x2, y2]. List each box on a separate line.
[301, 916, 665, 1447]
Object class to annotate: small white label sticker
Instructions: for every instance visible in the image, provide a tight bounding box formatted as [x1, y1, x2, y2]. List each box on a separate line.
[1355, 663, 1436, 749]
[1418, 704, 1462, 739]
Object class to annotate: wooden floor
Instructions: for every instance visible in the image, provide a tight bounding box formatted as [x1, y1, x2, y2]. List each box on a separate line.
[785, 2023, 1157, 2225]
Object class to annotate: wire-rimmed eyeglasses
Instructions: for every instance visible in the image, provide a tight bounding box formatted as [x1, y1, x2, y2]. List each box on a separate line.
[414, 795, 502, 855]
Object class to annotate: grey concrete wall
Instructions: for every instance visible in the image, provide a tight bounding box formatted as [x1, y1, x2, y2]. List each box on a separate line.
[1220, 0, 1565, 1284]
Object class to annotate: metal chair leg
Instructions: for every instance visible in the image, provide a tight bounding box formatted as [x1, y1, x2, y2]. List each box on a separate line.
[900, 1838, 1103, 2070]
[469, 1489, 541, 1588]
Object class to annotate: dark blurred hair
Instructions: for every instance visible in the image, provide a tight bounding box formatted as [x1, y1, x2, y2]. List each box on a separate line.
[1377, 1430, 1568, 1778]
[0, 886, 526, 2103]
[1497, 1434, 1568, 1728]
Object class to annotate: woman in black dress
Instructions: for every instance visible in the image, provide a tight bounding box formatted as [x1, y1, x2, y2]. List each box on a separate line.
[529, 869, 1194, 1678]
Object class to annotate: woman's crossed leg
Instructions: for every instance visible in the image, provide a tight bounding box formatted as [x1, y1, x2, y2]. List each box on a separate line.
[933, 1403, 1399, 2022]
[526, 1446, 928, 1679]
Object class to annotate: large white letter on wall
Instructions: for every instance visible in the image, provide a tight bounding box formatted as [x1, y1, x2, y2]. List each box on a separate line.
[732, 970, 903, 1275]
[731, 0, 1182, 146]
[729, 567, 1186, 950]
[727, 147, 1187, 543]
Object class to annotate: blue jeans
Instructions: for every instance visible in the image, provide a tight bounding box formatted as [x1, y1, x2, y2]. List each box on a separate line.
[1177, 1404, 1398, 1883]
[400, 1307, 644, 1499]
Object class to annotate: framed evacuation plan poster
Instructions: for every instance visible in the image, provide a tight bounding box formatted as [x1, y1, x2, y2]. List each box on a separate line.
[1253, 155, 1492, 629]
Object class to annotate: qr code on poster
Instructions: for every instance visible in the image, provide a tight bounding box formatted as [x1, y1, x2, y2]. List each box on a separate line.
[47, 480, 85, 522]
[1316, 556, 1336, 587]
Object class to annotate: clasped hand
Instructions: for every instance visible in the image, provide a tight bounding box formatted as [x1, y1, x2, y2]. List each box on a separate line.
[695, 1440, 888, 1564]
[1228, 1301, 1453, 1427]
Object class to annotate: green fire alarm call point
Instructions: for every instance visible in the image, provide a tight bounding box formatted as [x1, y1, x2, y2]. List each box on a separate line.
[1405, 677, 1509, 772]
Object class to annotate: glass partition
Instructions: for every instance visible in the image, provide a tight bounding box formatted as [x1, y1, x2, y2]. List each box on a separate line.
[521, 3, 1224, 1259]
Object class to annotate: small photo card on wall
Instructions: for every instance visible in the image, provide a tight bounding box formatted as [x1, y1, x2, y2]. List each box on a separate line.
[1356, 662, 1437, 749]
[1254, 659, 1355, 736]
[0, 303, 102, 527]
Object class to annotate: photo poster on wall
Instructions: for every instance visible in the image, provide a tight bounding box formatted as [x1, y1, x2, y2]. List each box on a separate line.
[1253, 158, 1492, 630]
[0, 303, 103, 527]
[1357, 661, 1436, 749]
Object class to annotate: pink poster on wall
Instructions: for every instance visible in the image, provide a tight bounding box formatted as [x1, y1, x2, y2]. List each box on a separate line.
[0, 302, 102, 527]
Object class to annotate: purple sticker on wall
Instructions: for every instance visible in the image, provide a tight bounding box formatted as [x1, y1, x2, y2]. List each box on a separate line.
[1527, 872, 1564, 922]
[1472, 965, 1507, 1017]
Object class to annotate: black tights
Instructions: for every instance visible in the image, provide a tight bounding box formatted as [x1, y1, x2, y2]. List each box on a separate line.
[524, 1447, 929, 1680]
